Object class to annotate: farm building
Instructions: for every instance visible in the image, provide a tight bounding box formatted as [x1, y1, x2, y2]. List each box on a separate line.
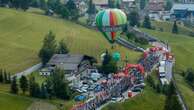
[93, 0, 109, 8]
[147, 0, 165, 20]
[170, 3, 194, 23]
[40, 54, 95, 75]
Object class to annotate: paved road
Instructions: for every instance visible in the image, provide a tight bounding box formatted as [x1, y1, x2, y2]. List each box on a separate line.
[11, 63, 42, 79]
[153, 41, 187, 110]
[116, 38, 144, 52]
[165, 61, 173, 81]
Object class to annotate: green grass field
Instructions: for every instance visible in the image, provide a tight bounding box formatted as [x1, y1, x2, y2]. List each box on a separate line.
[141, 27, 194, 110]
[152, 21, 193, 36]
[0, 7, 141, 74]
[103, 86, 165, 110]
[0, 92, 32, 110]
[141, 28, 194, 72]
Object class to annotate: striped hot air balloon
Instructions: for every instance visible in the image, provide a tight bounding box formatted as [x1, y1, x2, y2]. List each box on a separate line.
[95, 9, 127, 44]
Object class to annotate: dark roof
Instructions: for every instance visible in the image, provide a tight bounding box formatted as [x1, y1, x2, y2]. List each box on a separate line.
[48, 54, 84, 65]
[171, 4, 194, 12]
[56, 64, 79, 71]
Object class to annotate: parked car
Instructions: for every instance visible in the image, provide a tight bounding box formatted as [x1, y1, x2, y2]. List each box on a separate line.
[76, 89, 83, 93]
[111, 97, 123, 103]
[131, 87, 142, 92]
[134, 83, 146, 89]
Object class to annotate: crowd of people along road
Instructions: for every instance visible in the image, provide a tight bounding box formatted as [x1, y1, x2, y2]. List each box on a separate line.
[71, 47, 164, 110]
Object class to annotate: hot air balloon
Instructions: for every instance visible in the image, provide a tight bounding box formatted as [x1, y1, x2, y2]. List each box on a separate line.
[95, 9, 127, 44]
[112, 52, 121, 62]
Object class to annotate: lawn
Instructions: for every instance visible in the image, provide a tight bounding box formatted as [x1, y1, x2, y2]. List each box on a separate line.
[0, 7, 141, 74]
[175, 74, 194, 110]
[152, 21, 193, 37]
[0, 92, 32, 110]
[102, 86, 166, 110]
[140, 28, 194, 110]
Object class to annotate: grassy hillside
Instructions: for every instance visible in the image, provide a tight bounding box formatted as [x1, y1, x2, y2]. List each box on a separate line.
[141, 28, 194, 110]
[141, 28, 194, 72]
[152, 21, 194, 36]
[0, 92, 32, 110]
[0, 7, 141, 74]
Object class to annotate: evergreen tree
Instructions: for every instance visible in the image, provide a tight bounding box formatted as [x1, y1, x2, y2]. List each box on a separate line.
[12, 0, 21, 9]
[58, 5, 70, 19]
[140, 0, 146, 10]
[52, 69, 70, 99]
[10, 76, 18, 94]
[108, 0, 115, 8]
[19, 75, 28, 94]
[39, 0, 47, 9]
[102, 50, 112, 65]
[29, 76, 40, 97]
[156, 83, 162, 93]
[45, 76, 54, 99]
[40, 83, 48, 99]
[164, 94, 182, 110]
[20, 0, 31, 11]
[185, 68, 194, 84]
[172, 21, 178, 34]
[164, 81, 182, 110]
[39, 31, 57, 65]
[143, 15, 152, 29]
[128, 11, 140, 27]
[87, 0, 96, 15]
[167, 81, 176, 97]
[57, 39, 69, 54]
[0, 69, 3, 83]
[165, 0, 172, 11]
[66, 0, 79, 20]
[101, 51, 118, 74]
[0, 0, 9, 5]
[7, 73, 11, 83]
[29, 76, 35, 96]
[146, 75, 155, 89]
[46, 69, 71, 99]
[47, 0, 60, 12]
[3, 70, 7, 83]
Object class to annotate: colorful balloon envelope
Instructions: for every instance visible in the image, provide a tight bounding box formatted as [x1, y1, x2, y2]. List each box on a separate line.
[96, 9, 127, 44]
[112, 52, 121, 62]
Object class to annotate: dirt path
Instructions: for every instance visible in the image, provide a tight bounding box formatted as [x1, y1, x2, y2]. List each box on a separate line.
[27, 101, 57, 110]
[11, 63, 42, 79]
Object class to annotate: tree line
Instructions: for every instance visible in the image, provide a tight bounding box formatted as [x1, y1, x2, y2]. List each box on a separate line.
[128, 10, 179, 35]
[0, 0, 32, 11]
[10, 68, 72, 100]
[146, 75, 183, 110]
[0, 0, 79, 20]
[181, 68, 194, 90]
[0, 69, 11, 84]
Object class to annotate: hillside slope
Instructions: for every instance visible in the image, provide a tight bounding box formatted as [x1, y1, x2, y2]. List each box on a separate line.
[152, 21, 194, 36]
[0, 8, 140, 74]
[0, 92, 32, 110]
[141, 28, 194, 110]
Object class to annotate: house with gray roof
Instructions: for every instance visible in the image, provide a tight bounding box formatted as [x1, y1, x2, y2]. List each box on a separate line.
[40, 54, 95, 75]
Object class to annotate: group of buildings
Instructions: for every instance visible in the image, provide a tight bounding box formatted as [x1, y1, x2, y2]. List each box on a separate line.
[92, 0, 194, 25]
[61, 0, 194, 26]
